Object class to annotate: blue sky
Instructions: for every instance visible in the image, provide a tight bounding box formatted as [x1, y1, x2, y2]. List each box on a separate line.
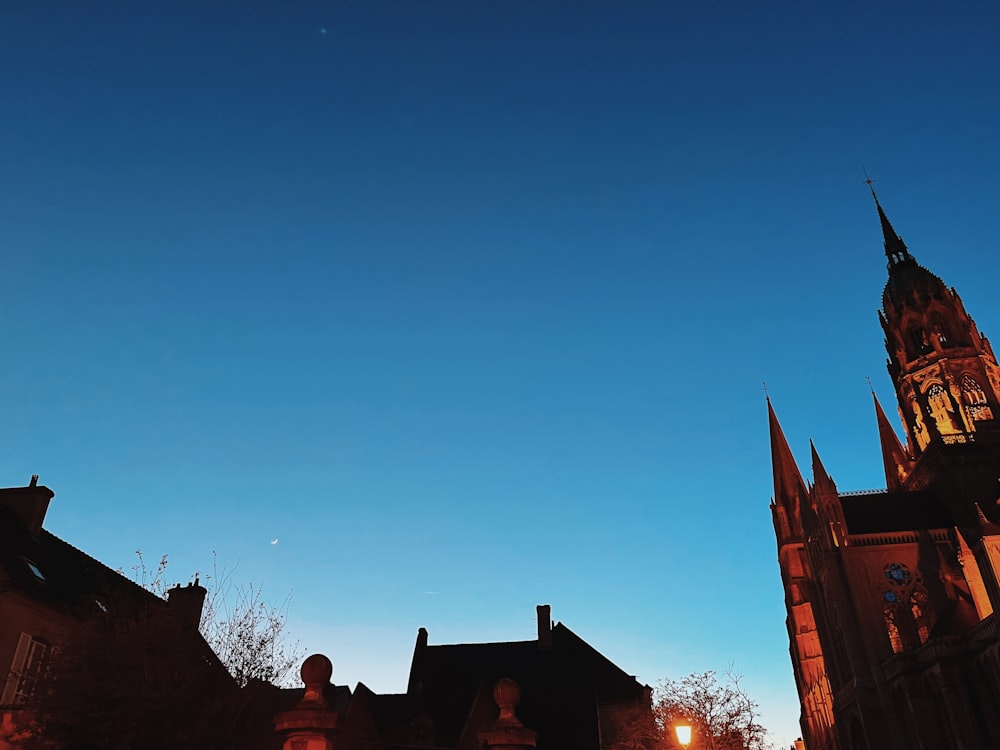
[3, 2, 1000, 745]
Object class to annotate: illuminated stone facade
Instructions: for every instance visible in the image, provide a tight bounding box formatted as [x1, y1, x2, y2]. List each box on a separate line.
[770, 193, 1000, 750]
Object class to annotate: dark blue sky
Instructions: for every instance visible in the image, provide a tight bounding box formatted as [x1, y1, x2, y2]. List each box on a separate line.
[4, 2, 1000, 744]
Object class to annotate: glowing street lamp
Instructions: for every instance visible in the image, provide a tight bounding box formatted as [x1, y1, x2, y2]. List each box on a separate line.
[674, 722, 692, 748]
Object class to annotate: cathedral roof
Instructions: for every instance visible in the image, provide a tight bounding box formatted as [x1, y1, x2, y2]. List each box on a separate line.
[839, 489, 951, 535]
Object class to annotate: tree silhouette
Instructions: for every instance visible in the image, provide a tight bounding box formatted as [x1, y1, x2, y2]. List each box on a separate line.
[126, 549, 301, 687]
[654, 669, 770, 750]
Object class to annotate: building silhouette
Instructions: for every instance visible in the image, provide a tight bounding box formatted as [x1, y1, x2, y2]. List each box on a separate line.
[2, 478, 650, 750]
[770, 191, 1000, 749]
[0, 479, 240, 749]
[271, 605, 653, 750]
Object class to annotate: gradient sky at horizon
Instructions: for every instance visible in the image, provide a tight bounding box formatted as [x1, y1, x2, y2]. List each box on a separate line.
[4, 2, 1000, 746]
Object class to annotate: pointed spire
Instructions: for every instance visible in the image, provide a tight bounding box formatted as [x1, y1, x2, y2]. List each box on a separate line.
[864, 174, 912, 267]
[873, 391, 911, 491]
[808, 440, 842, 546]
[875, 194, 911, 266]
[809, 440, 836, 495]
[955, 528, 996, 619]
[975, 504, 1000, 537]
[768, 397, 808, 510]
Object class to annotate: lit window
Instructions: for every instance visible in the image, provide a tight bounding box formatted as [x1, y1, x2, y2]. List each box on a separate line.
[961, 375, 993, 422]
[926, 384, 960, 435]
[883, 606, 904, 654]
[910, 588, 935, 644]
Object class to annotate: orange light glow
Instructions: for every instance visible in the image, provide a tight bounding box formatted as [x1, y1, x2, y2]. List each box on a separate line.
[675, 723, 692, 747]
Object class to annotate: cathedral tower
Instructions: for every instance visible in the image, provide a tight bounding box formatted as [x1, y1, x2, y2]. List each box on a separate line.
[769, 188, 1000, 750]
[875, 188, 1000, 463]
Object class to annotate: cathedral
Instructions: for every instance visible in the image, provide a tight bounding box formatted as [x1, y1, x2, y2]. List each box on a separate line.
[769, 190, 1000, 750]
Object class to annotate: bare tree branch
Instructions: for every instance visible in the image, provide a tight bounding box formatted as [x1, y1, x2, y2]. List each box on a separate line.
[653, 667, 772, 750]
[121, 550, 302, 687]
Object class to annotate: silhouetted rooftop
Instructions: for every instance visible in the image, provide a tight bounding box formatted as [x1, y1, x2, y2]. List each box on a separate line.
[0, 501, 156, 618]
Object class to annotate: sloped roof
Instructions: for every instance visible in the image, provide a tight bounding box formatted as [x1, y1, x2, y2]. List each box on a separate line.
[840, 489, 952, 535]
[0, 502, 157, 619]
[397, 621, 648, 750]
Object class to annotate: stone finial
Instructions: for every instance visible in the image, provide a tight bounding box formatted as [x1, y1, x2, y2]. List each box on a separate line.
[478, 678, 537, 750]
[493, 678, 522, 726]
[301, 654, 334, 704]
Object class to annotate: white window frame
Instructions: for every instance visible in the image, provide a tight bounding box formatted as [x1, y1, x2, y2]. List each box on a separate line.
[1, 632, 48, 705]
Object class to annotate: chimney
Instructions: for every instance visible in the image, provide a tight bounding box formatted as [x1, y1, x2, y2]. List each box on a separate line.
[166, 579, 207, 631]
[407, 627, 430, 693]
[536, 605, 552, 651]
[0, 479, 55, 536]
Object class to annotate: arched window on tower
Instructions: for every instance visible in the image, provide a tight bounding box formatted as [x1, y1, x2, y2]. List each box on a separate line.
[907, 321, 930, 359]
[931, 312, 954, 348]
[961, 374, 994, 422]
[927, 383, 960, 435]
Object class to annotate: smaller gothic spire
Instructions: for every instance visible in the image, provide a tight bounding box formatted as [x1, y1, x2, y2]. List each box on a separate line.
[873, 391, 912, 491]
[975, 504, 1000, 537]
[810, 440, 835, 495]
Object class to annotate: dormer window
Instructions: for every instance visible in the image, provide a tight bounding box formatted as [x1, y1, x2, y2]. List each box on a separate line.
[22, 558, 45, 582]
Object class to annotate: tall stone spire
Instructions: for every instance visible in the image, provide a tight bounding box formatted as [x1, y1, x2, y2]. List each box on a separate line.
[769, 398, 806, 504]
[768, 397, 807, 541]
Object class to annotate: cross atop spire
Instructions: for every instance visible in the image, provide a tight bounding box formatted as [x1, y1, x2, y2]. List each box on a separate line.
[863, 171, 912, 268]
[862, 168, 876, 192]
